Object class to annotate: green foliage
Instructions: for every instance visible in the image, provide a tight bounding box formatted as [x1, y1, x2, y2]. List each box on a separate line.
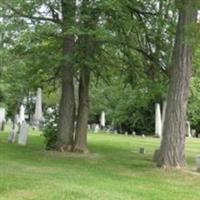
[90, 74, 167, 134]
[0, 0, 198, 136]
[188, 46, 200, 132]
[43, 107, 58, 150]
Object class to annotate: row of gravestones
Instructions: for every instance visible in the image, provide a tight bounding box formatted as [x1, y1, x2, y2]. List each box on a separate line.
[0, 88, 43, 146]
[91, 103, 195, 137]
[88, 123, 137, 136]
[1, 99, 196, 145]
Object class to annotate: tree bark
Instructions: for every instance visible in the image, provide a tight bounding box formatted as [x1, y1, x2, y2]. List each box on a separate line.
[56, 0, 76, 151]
[74, 67, 90, 153]
[155, 0, 196, 168]
[73, 0, 97, 153]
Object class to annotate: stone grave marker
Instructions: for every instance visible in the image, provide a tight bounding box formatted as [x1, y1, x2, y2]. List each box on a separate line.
[18, 121, 29, 146]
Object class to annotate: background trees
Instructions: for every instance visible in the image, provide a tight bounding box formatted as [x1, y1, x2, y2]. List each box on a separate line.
[0, 0, 200, 166]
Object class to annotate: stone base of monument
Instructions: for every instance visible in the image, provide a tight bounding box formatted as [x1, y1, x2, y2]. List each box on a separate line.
[196, 155, 200, 172]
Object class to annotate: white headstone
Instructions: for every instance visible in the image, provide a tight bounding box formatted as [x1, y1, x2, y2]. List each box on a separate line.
[155, 103, 162, 138]
[186, 121, 191, 137]
[132, 131, 136, 136]
[34, 88, 43, 125]
[100, 111, 106, 128]
[0, 108, 6, 122]
[0, 108, 6, 130]
[18, 121, 29, 145]
[94, 124, 100, 133]
[15, 114, 20, 124]
[19, 105, 25, 124]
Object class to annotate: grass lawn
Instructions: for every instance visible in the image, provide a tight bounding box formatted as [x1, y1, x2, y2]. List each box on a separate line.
[1, 130, 200, 200]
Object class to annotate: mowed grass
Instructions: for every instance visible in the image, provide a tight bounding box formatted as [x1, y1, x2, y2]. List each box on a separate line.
[1, 130, 200, 200]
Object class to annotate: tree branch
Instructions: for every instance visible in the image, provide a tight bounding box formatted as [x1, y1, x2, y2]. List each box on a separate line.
[2, 2, 61, 24]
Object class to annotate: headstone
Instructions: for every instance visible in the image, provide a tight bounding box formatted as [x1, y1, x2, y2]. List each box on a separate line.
[94, 124, 100, 133]
[155, 103, 162, 138]
[8, 124, 18, 143]
[114, 130, 118, 135]
[132, 131, 136, 136]
[125, 132, 128, 136]
[191, 129, 196, 137]
[0, 108, 6, 131]
[15, 114, 20, 124]
[139, 148, 145, 154]
[100, 111, 106, 129]
[196, 155, 200, 172]
[34, 88, 43, 127]
[88, 124, 91, 131]
[186, 121, 192, 137]
[19, 105, 25, 125]
[18, 121, 29, 145]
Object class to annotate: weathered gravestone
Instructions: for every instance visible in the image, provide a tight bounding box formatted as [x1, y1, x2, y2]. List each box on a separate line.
[0, 108, 6, 131]
[196, 155, 200, 172]
[191, 129, 196, 137]
[34, 88, 43, 127]
[132, 131, 136, 136]
[19, 105, 25, 125]
[94, 124, 100, 133]
[100, 111, 106, 129]
[155, 103, 162, 138]
[186, 121, 192, 137]
[8, 124, 18, 143]
[18, 121, 29, 146]
[139, 147, 145, 154]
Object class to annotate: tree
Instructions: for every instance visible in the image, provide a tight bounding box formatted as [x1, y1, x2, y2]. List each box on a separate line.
[56, 0, 76, 151]
[0, 0, 76, 151]
[155, 0, 197, 168]
[74, 0, 102, 152]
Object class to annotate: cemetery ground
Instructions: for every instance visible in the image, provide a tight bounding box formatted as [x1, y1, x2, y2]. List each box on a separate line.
[1, 131, 200, 200]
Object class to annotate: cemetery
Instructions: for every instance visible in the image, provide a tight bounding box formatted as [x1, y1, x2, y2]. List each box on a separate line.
[1, 1, 200, 200]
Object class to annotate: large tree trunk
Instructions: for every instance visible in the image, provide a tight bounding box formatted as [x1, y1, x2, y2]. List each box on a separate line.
[56, 37, 75, 151]
[74, 67, 90, 153]
[73, 0, 97, 153]
[56, 0, 76, 151]
[155, 0, 196, 168]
